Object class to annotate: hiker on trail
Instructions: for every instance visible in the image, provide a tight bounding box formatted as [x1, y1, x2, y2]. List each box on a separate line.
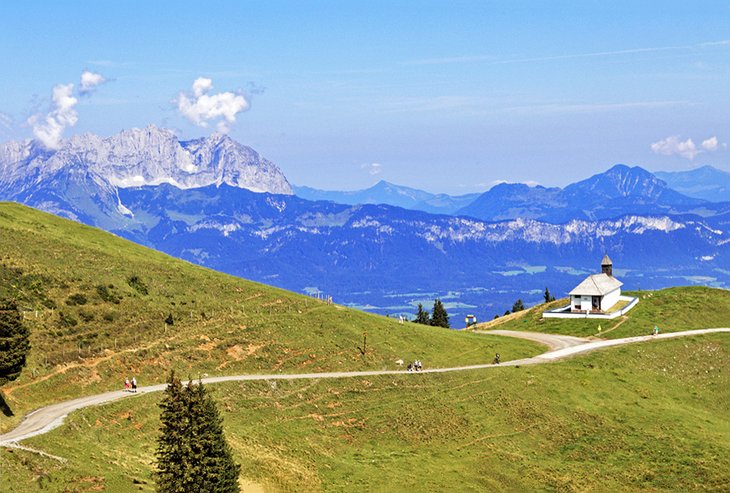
[493, 353, 501, 364]
[653, 326, 660, 336]
[124, 378, 130, 392]
[415, 360, 422, 371]
[131, 377, 137, 393]
[407, 363, 414, 372]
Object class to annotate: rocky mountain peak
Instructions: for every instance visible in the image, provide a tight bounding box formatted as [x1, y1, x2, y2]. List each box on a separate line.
[0, 126, 293, 195]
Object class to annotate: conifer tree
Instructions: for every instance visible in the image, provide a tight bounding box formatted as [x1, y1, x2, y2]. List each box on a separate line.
[188, 381, 240, 491]
[156, 371, 240, 493]
[430, 299, 450, 328]
[512, 299, 525, 312]
[155, 372, 188, 492]
[0, 299, 30, 387]
[414, 303, 430, 325]
[543, 287, 555, 303]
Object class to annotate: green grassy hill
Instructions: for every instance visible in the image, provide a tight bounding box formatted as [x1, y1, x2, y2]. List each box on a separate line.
[476, 287, 730, 338]
[4, 334, 728, 492]
[0, 202, 540, 431]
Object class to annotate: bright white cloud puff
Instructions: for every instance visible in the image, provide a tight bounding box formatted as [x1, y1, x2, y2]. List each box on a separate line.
[27, 70, 108, 149]
[79, 71, 107, 94]
[28, 83, 78, 149]
[177, 77, 249, 133]
[650, 135, 724, 160]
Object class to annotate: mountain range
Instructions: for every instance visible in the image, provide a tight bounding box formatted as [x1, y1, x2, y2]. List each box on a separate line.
[296, 165, 730, 223]
[293, 181, 480, 215]
[1, 126, 728, 322]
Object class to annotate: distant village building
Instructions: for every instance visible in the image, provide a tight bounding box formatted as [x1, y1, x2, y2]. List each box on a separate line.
[569, 255, 622, 313]
[542, 255, 638, 319]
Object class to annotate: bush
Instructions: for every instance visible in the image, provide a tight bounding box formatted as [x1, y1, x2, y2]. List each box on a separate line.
[102, 312, 117, 322]
[127, 275, 149, 295]
[96, 285, 121, 304]
[58, 311, 78, 328]
[65, 293, 88, 306]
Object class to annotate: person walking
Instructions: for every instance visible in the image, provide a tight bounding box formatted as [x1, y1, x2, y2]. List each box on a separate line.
[131, 376, 137, 393]
[124, 378, 130, 392]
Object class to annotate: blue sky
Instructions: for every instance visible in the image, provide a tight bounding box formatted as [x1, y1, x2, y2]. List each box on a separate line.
[1, 1, 729, 193]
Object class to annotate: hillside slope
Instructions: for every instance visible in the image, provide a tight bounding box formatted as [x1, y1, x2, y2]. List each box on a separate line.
[3, 334, 728, 492]
[0, 202, 541, 431]
[475, 286, 730, 338]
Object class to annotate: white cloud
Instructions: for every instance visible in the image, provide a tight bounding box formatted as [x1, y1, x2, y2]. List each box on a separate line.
[651, 135, 725, 160]
[27, 83, 78, 149]
[177, 77, 249, 133]
[361, 162, 382, 176]
[650, 135, 700, 160]
[701, 136, 718, 151]
[79, 70, 107, 94]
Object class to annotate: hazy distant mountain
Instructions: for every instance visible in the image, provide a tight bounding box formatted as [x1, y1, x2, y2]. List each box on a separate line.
[655, 166, 730, 202]
[115, 185, 730, 320]
[1, 131, 729, 320]
[293, 180, 480, 214]
[458, 164, 718, 222]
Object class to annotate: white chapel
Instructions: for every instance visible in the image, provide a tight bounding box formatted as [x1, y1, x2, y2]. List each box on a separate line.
[568, 255, 622, 313]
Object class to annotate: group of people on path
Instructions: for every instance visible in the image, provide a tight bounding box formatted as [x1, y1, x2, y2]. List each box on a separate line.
[407, 360, 423, 372]
[124, 377, 137, 393]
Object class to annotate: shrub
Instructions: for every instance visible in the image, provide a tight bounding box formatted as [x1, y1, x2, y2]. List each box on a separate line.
[58, 311, 78, 328]
[65, 293, 88, 306]
[127, 275, 149, 295]
[96, 285, 121, 304]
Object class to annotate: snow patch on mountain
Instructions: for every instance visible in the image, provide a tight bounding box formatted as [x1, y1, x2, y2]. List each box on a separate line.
[190, 220, 241, 237]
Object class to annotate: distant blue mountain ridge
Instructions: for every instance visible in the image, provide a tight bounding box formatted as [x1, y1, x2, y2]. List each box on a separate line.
[292, 180, 480, 215]
[296, 164, 730, 222]
[1, 129, 729, 322]
[655, 165, 730, 203]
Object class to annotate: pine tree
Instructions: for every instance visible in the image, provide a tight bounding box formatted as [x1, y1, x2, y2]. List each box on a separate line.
[0, 299, 31, 387]
[543, 287, 555, 303]
[155, 372, 240, 493]
[155, 372, 188, 493]
[512, 299, 525, 312]
[188, 381, 240, 491]
[414, 303, 430, 325]
[430, 299, 450, 328]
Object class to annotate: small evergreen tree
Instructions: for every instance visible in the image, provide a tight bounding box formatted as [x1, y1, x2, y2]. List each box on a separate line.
[414, 303, 430, 325]
[512, 299, 525, 312]
[190, 382, 241, 491]
[165, 313, 174, 326]
[155, 372, 187, 492]
[156, 371, 240, 493]
[0, 299, 31, 387]
[543, 287, 555, 303]
[430, 299, 450, 328]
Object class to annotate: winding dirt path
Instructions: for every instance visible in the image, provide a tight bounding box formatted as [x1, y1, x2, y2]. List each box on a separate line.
[1, 328, 728, 446]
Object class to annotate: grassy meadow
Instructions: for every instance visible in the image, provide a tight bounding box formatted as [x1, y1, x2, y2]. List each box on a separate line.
[2, 334, 728, 492]
[477, 287, 730, 339]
